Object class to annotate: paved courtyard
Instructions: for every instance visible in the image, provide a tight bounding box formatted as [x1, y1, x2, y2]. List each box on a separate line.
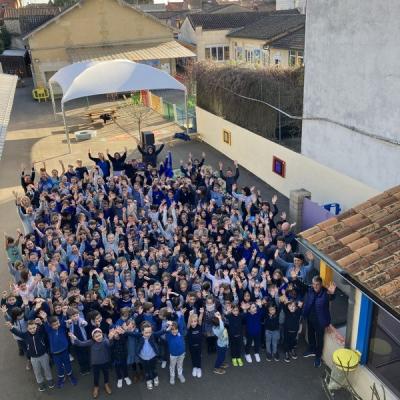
[0, 83, 334, 400]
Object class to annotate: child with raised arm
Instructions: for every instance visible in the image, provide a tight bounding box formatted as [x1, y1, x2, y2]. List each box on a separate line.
[187, 308, 204, 378]
[225, 304, 244, 366]
[69, 327, 112, 398]
[166, 319, 186, 385]
[242, 299, 265, 363]
[212, 311, 229, 375]
[264, 303, 280, 361]
[39, 310, 77, 388]
[136, 321, 165, 390]
[5, 319, 54, 392]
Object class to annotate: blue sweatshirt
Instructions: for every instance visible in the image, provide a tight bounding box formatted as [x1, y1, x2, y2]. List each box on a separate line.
[44, 320, 69, 354]
[166, 331, 185, 356]
[244, 307, 265, 336]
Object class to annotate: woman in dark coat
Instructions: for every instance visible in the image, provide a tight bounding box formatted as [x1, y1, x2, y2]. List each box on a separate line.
[137, 144, 164, 167]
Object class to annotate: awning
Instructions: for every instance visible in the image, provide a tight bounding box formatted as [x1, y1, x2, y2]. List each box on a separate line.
[67, 40, 195, 63]
[0, 74, 18, 160]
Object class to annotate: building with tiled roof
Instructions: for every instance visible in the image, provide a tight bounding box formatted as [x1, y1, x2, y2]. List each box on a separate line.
[22, 0, 195, 89]
[4, 5, 62, 35]
[297, 185, 400, 399]
[179, 9, 300, 62]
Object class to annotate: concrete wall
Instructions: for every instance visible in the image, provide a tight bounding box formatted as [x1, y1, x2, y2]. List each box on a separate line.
[276, 0, 306, 13]
[28, 0, 174, 87]
[196, 106, 379, 210]
[302, 0, 400, 192]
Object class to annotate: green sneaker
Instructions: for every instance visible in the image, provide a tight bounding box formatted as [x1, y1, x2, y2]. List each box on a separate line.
[232, 358, 238, 367]
[237, 358, 243, 367]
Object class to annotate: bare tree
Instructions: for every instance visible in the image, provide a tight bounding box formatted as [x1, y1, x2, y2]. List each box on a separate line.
[130, 104, 153, 136]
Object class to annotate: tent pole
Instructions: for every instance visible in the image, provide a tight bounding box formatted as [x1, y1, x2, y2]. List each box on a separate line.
[49, 82, 57, 120]
[62, 104, 71, 154]
[184, 90, 189, 136]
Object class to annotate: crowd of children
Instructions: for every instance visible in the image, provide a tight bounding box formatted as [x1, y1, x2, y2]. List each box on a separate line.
[1, 147, 333, 398]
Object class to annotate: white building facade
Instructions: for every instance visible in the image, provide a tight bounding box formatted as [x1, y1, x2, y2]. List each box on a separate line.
[301, 0, 400, 194]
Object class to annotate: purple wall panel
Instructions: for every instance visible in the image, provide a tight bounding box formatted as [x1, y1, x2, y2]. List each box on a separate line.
[302, 197, 333, 230]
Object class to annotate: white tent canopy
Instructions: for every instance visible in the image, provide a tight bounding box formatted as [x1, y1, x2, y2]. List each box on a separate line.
[48, 59, 188, 151]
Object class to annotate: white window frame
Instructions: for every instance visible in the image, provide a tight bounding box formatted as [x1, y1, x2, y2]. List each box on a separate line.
[205, 45, 230, 62]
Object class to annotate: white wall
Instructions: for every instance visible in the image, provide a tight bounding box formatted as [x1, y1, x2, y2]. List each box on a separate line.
[276, 0, 305, 13]
[302, 0, 400, 192]
[196, 107, 379, 210]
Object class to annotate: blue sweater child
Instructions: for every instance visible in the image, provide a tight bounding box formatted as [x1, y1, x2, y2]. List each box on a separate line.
[165, 318, 186, 383]
[242, 302, 266, 362]
[41, 312, 77, 388]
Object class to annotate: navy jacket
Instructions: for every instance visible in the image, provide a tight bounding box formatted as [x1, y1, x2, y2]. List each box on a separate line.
[135, 329, 165, 358]
[11, 326, 48, 358]
[302, 287, 333, 328]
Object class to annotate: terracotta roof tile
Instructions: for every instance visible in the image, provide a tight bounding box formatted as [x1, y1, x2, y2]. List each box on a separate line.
[368, 192, 391, 204]
[363, 247, 392, 264]
[375, 211, 400, 227]
[339, 232, 361, 245]
[346, 237, 370, 251]
[359, 204, 381, 217]
[342, 214, 371, 230]
[345, 258, 370, 274]
[321, 243, 344, 255]
[328, 247, 352, 261]
[336, 208, 356, 221]
[355, 265, 380, 282]
[365, 227, 390, 242]
[374, 232, 399, 248]
[323, 222, 346, 235]
[337, 252, 360, 267]
[316, 217, 338, 230]
[299, 226, 321, 239]
[387, 264, 400, 279]
[364, 272, 391, 289]
[306, 231, 327, 244]
[355, 242, 379, 257]
[313, 236, 336, 250]
[374, 255, 400, 271]
[374, 195, 398, 208]
[367, 209, 390, 222]
[385, 185, 400, 196]
[299, 185, 400, 317]
[387, 292, 400, 307]
[393, 191, 400, 200]
[374, 278, 400, 298]
[353, 201, 373, 213]
[384, 219, 400, 233]
[384, 202, 400, 214]
[356, 222, 380, 236]
[331, 226, 354, 240]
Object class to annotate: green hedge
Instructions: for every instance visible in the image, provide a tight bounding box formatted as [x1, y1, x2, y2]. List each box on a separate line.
[194, 62, 304, 147]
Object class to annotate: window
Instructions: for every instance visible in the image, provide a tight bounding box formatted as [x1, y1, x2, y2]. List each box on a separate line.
[245, 49, 254, 63]
[205, 45, 229, 62]
[222, 129, 231, 145]
[367, 306, 400, 397]
[224, 46, 230, 60]
[289, 49, 304, 67]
